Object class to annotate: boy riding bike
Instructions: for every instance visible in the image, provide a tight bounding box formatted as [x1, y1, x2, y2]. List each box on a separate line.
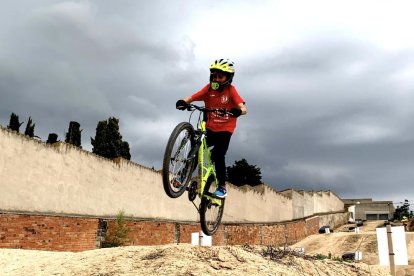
[176, 58, 247, 198]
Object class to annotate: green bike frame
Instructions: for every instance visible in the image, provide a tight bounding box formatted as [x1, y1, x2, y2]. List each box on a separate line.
[197, 121, 222, 206]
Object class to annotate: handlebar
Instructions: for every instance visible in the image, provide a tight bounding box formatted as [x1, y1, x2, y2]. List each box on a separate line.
[185, 104, 234, 116]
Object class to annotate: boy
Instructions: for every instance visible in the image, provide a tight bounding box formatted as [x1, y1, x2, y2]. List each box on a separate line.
[176, 59, 247, 198]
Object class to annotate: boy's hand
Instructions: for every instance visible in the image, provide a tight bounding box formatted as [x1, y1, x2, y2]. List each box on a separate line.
[230, 108, 242, 117]
[176, 100, 188, 110]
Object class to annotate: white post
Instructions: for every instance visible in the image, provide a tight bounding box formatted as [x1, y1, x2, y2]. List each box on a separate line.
[199, 231, 203, 246]
[355, 251, 362, 261]
[191, 231, 212, 246]
[191, 232, 199, 246]
[386, 225, 396, 276]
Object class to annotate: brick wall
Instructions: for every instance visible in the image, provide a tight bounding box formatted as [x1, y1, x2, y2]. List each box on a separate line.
[262, 224, 287, 245]
[125, 221, 176, 245]
[178, 223, 203, 244]
[305, 216, 320, 235]
[0, 212, 346, 252]
[225, 224, 261, 245]
[285, 221, 306, 244]
[0, 214, 98, 252]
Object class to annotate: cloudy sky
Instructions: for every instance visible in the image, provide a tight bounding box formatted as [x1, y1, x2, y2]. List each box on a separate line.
[1, 0, 413, 206]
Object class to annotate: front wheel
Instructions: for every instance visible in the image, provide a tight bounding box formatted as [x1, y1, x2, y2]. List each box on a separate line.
[200, 176, 225, 235]
[162, 122, 196, 198]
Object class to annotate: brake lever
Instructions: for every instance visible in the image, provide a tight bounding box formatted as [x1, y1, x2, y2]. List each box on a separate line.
[186, 105, 195, 111]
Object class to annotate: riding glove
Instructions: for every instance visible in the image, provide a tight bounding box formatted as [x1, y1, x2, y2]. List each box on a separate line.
[176, 100, 188, 110]
[230, 108, 242, 117]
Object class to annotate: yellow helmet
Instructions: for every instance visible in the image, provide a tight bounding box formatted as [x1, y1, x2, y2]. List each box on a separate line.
[209, 59, 235, 90]
[209, 59, 235, 74]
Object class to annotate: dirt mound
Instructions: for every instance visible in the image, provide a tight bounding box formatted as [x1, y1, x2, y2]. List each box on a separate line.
[0, 244, 390, 275]
[294, 232, 380, 264]
[293, 220, 414, 275]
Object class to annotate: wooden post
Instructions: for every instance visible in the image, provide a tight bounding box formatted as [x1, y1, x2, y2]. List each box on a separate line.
[386, 225, 396, 276]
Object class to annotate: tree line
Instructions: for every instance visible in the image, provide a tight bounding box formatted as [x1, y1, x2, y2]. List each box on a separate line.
[394, 199, 412, 220]
[5, 113, 262, 186]
[6, 113, 131, 160]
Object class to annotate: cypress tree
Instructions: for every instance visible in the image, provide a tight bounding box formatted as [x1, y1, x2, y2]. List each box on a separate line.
[24, 116, 36, 138]
[91, 117, 131, 160]
[7, 113, 24, 132]
[120, 141, 131, 160]
[65, 121, 82, 148]
[91, 120, 112, 158]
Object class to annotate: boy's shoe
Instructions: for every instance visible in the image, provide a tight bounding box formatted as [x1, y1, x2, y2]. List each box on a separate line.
[213, 186, 227, 198]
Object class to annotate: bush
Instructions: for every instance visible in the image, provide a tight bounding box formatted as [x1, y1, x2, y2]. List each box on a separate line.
[102, 210, 129, 248]
[227, 158, 262, 186]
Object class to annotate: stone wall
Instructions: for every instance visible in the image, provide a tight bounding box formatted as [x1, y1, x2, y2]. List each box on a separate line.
[0, 126, 345, 223]
[0, 126, 349, 251]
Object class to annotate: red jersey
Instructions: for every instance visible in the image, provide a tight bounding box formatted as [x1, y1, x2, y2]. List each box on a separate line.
[191, 84, 245, 133]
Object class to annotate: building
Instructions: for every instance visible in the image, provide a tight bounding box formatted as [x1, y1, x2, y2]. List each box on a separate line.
[342, 198, 395, 221]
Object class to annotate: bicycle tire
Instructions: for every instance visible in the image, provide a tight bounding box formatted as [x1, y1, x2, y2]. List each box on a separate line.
[200, 176, 225, 235]
[162, 122, 196, 198]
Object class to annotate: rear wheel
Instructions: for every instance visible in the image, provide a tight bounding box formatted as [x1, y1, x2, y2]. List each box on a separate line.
[162, 122, 196, 198]
[200, 176, 225, 235]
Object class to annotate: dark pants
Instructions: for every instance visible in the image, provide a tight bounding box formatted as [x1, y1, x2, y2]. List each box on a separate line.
[206, 129, 232, 187]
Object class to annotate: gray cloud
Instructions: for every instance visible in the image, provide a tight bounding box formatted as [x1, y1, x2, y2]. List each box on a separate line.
[1, 1, 413, 206]
[231, 37, 414, 202]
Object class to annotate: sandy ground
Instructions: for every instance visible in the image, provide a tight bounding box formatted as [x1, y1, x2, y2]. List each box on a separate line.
[0, 221, 410, 276]
[0, 244, 391, 276]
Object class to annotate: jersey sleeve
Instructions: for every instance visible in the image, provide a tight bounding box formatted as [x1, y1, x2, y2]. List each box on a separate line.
[190, 84, 210, 101]
[230, 85, 245, 105]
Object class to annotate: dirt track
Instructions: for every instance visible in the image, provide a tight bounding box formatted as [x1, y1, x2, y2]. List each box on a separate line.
[293, 221, 414, 275]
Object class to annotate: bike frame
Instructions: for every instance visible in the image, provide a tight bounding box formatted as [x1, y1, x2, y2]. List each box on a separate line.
[196, 121, 222, 206]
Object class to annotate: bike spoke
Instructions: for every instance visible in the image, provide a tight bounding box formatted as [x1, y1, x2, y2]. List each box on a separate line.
[162, 123, 196, 198]
[200, 177, 224, 235]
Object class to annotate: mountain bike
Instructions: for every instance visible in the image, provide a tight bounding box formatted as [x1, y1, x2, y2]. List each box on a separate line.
[162, 104, 232, 235]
